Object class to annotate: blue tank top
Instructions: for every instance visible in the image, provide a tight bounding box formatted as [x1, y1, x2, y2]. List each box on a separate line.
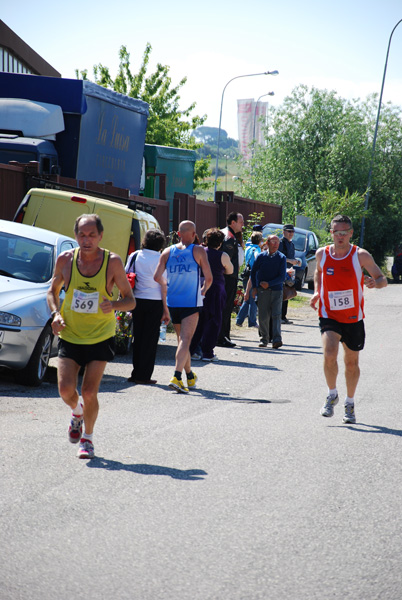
[166, 244, 203, 307]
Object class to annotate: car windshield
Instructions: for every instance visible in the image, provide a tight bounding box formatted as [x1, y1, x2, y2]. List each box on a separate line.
[292, 232, 307, 252]
[263, 225, 282, 238]
[0, 232, 54, 283]
[262, 226, 307, 253]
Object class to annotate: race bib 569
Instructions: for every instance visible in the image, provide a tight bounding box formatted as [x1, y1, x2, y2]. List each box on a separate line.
[72, 290, 99, 314]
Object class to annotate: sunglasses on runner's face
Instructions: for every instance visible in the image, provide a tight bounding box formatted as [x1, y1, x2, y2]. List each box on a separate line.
[331, 229, 352, 237]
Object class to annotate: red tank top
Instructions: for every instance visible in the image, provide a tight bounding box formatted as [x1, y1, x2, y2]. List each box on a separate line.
[319, 244, 364, 323]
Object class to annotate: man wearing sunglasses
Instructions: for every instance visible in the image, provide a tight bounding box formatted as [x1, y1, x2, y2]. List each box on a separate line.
[310, 214, 387, 424]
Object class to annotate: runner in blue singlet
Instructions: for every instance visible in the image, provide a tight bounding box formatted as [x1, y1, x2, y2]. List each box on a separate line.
[154, 220, 213, 393]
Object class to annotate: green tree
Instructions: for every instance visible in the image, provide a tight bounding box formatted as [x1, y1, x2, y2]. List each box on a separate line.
[192, 127, 239, 159]
[242, 211, 266, 241]
[193, 157, 213, 194]
[76, 43, 208, 187]
[305, 189, 366, 247]
[241, 85, 402, 263]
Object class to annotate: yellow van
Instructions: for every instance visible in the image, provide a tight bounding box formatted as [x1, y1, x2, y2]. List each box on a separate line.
[14, 188, 160, 262]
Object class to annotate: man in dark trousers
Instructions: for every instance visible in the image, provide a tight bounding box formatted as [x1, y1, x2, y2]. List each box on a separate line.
[249, 235, 287, 349]
[278, 224, 301, 324]
[217, 212, 244, 348]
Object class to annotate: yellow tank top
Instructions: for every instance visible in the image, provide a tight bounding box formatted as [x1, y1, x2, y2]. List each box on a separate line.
[60, 248, 116, 344]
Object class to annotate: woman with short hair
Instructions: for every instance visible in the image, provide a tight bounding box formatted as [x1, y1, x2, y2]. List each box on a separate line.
[190, 228, 233, 362]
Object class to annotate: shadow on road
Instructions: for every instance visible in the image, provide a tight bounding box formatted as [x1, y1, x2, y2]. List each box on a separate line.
[192, 389, 290, 404]
[193, 357, 282, 370]
[86, 458, 207, 480]
[288, 321, 319, 329]
[330, 422, 402, 437]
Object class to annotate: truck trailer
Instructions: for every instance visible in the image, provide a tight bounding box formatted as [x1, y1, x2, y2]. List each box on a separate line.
[0, 72, 149, 195]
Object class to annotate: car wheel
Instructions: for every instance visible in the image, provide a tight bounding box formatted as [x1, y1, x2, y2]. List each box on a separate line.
[307, 280, 315, 290]
[19, 325, 53, 386]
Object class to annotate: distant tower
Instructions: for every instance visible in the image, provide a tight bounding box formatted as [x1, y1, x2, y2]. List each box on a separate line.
[237, 98, 267, 161]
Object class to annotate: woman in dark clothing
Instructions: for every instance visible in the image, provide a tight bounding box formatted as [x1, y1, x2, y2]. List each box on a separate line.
[190, 228, 233, 361]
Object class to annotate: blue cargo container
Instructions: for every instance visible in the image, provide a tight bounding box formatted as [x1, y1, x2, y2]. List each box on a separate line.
[0, 72, 149, 195]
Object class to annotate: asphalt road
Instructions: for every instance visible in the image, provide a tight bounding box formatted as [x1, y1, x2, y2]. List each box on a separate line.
[1, 286, 401, 600]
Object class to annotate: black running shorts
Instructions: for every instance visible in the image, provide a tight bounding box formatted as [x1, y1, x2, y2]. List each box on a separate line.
[58, 337, 115, 367]
[319, 317, 365, 352]
[168, 306, 201, 324]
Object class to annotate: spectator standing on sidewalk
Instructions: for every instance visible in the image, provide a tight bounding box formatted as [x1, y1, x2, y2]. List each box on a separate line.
[154, 220, 212, 393]
[391, 242, 402, 283]
[278, 224, 301, 324]
[247, 235, 287, 349]
[310, 214, 387, 424]
[236, 230, 263, 328]
[190, 228, 233, 361]
[217, 212, 244, 348]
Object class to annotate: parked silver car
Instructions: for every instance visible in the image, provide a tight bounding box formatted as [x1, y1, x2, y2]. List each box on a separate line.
[262, 223, 319, 290]
[0, 219, 77, 385]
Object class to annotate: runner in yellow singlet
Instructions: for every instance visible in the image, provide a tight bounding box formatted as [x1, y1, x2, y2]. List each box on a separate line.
[47, 214, 135, 459]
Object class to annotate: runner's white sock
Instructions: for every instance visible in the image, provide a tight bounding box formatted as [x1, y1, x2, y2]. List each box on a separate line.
[73, 402, 83, 416]
[328, 388, 338, 399]
[82, 432, 93, 443]
[345, 396, 354, 405]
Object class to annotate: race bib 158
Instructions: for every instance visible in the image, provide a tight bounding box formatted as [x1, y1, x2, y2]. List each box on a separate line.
[328, 289, 354, 311]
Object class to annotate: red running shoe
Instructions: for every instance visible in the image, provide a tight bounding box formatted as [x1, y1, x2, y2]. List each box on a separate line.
[77, 439, 95, 459]
[68, 409, 83, 444]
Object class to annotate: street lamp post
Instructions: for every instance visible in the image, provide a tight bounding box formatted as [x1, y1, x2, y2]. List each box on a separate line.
[232, 175, 244, 195]
[252, 91, 274, 145]
[359, 18, 402, 247]
[250, 92, 274, 183]
[213, 70, 279, 200]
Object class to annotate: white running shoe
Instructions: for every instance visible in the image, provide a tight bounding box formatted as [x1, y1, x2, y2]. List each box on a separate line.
[343, 403, 356, 424]
[320, 394, 339, 417]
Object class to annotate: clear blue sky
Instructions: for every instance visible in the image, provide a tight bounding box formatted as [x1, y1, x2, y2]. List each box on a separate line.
[2, 0, 402, 139]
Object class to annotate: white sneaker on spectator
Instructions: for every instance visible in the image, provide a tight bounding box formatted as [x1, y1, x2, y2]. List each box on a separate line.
[202, 354, 219, 362]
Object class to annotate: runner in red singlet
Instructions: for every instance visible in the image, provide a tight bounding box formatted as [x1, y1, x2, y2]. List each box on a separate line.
[310, 215, 387, 424]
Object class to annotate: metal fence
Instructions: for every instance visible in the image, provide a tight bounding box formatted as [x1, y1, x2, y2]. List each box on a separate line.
[173, 191, 282, 238]
[0, 162, 170, 236]
[0, 162, 282, 241]
[0, 162, 29, 220]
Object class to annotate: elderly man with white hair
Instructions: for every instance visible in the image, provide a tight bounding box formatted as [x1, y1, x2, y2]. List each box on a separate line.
[248, 234, 287, 350]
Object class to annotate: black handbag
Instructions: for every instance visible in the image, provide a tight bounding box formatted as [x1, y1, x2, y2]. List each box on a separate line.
[242, 263, 251, 282]
[242, 248, 257, 283]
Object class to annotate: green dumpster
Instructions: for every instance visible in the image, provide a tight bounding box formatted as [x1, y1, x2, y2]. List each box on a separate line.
[143, 144, 196, 221]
